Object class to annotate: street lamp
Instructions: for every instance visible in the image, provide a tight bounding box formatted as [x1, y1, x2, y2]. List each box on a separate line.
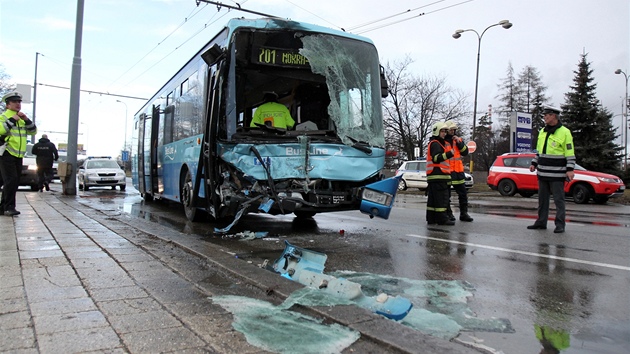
[116, 100, 128, 152]
[453, 20, 513, 171]
[615, 69, 628, 171]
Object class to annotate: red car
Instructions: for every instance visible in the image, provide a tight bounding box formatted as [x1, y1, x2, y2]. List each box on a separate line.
[487, 152, 626, 204]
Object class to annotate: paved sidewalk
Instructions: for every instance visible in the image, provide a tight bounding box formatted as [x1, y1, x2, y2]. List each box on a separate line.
[0, 191, 257, 353]
[1, 191, 475, 354]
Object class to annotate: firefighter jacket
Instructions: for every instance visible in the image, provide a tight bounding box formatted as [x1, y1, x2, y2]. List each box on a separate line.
[427, 136, 453, 182]
[445, 134, 469, 184]
[0, 109, 37, 158]
[531, 122, 575, 182]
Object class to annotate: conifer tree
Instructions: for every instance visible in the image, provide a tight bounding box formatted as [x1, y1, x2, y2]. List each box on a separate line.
[561, 54, 622, 175]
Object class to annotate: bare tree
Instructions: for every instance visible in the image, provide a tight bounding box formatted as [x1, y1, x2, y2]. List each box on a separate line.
[0, 64, 15, 112]
[382, 56, 468, 161]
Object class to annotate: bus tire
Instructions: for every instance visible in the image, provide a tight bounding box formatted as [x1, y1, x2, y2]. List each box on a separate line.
[294, 211, 316, 218]
[182, 169, 204, 222]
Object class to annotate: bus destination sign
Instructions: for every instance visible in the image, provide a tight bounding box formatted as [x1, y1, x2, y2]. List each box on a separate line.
[253, 46, 310, 68]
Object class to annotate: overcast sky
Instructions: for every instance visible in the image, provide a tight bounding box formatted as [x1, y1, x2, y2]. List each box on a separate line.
[0, 0, 628, 156]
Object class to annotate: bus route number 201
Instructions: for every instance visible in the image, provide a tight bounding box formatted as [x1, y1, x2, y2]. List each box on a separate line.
[259, 48, 277, 64]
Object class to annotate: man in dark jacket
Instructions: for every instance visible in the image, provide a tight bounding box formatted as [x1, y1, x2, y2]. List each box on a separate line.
[32, 134, 58, 192]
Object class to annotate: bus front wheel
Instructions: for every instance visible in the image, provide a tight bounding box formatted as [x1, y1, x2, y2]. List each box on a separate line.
[182, 170, 204, 222]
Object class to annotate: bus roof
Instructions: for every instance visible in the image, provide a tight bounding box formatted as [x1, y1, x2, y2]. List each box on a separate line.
[223, 17, 374, 45]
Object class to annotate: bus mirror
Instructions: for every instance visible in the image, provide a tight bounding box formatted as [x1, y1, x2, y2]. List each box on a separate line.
[201, 44, 225, 66]
[380, 65, 389, 98]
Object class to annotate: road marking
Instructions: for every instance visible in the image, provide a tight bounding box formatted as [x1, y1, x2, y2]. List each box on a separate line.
[407, 234, 630, 271]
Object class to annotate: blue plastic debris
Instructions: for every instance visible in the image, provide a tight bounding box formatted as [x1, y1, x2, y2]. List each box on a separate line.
[273, 241, 413, 321]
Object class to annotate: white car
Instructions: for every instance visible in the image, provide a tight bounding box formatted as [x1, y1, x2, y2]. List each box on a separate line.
[78, 157, 126, 191]
[396, 159, 473, 191]
[396, 160, 428, 191]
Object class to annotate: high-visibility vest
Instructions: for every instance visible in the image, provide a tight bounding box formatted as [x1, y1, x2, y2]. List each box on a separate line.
[0, 110, 37, 158]
[448, 137, 466, 173]
[426, 140, 451, 180]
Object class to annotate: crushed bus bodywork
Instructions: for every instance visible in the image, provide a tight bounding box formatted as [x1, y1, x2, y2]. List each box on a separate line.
[132, 18, 398, 226]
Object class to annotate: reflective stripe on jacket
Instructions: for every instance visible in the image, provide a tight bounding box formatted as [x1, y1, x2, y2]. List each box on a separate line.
[446, 135, 469, 183]
[427, 138, 453, 181]
[531, 123, 575, 181]
[0, 110, 37, 158]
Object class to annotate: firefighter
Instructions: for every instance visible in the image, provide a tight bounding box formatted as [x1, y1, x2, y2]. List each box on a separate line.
[426, 121, 455, 225]
[444, 120, 473, 222]
[0, 91, 38, 216]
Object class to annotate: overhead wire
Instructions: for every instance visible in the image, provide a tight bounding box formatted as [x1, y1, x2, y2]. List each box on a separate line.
[108, 2, 211, 89]
[355, 0, 475, 35]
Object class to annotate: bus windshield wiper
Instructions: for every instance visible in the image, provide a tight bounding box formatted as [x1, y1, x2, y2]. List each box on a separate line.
[347, 136, 372, 155]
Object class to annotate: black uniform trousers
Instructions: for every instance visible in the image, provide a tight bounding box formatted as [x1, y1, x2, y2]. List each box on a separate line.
[0, 151, 23, 212]
[426, 180, 450, 224]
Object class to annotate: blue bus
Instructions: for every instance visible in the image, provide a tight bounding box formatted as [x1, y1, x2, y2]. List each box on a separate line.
[132, 17, 398, 224]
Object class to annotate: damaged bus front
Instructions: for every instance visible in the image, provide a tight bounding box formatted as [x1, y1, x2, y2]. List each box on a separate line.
[132, 18, 398, 225]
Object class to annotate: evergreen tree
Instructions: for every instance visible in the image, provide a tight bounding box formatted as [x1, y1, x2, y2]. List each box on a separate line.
[561, 54, 623, 175]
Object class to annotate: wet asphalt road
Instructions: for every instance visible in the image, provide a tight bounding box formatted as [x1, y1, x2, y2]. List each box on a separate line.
[71, 182, 630, 354]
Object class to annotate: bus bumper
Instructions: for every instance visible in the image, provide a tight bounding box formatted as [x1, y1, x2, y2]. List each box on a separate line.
[359, 175, 401, 220]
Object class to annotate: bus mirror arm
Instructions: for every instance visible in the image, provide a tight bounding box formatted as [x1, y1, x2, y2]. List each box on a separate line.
[201, 44, 225, 66]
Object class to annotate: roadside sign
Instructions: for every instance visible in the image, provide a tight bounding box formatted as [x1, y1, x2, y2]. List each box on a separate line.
[467, 141, 477, 153]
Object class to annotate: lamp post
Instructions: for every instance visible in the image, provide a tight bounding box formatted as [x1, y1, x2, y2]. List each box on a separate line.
[452, 20, 513, 172]
[615, 69, 628, 171]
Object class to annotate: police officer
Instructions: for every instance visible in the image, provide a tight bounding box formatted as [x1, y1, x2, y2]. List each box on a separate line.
[426, 121, 455, 225]
[250, 92, 295, 129]
[528, 106, 575, 233]
[444, 120, 473, 222]
[32, 134, 59, 192]
[0, 91, 38, 216]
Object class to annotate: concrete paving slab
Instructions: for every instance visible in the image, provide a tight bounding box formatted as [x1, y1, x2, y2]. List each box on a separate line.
[36, 327, 122, 353]
[33, 310, 110, 334]
[29, 297, 98, 317]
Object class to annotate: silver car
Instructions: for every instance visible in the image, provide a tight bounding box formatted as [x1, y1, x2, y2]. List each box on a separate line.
[78, 158, 126, 191]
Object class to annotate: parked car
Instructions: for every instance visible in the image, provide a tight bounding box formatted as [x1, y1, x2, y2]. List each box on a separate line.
[19, 144, 40, 191]
[396, 160, 427, 191]
[396, 159, 474, 191]
[78, 156, 126, 191]
[487, 152, 625, 204]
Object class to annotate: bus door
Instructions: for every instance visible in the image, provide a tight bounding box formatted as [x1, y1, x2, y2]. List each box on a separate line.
[148, 105, 160, 196]
[137, 113, 148, 196]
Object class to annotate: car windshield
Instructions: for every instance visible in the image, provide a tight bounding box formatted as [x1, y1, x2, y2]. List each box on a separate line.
[87, 160, 120, 169]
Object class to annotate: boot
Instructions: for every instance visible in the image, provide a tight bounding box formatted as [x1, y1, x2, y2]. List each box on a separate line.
[446, 206, 456, 221]
[459, 204, 474, 222]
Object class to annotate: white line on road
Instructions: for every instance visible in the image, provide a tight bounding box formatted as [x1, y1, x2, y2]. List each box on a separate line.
[407, 234, 630, 271]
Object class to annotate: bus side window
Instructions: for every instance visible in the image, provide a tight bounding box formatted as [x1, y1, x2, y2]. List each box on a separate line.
[163, 105, 175, 144]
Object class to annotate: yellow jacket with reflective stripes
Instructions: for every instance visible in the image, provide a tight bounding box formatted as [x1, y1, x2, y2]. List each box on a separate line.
[0, 110, 37, 158]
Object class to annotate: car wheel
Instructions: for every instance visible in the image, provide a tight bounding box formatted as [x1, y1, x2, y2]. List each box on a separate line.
[519, 191, 534, 198]
[119, 184, 126, 191]
[182, 169, 204, 222]
[83, 182, 89, 191]
[497, 179, 517, 196]
[398, 179, 407, 191]
[572, 184, 591, 204]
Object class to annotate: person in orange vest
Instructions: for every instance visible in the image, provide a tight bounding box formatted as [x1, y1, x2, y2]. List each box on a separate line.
[445, 120, 473, 222]
[426, 121, 455, 225]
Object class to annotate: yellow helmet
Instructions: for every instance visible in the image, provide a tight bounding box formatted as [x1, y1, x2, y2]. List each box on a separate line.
[431, 121, 447, 136]
[445, 120, 458, 130]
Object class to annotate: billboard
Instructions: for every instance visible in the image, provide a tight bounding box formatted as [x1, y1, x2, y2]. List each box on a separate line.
[510, 112, 532, 152]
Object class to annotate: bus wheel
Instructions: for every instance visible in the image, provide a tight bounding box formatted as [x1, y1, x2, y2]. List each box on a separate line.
[182, 170, 203, 222]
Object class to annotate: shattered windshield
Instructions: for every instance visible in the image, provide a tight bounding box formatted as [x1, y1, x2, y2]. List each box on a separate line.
[300, 35, 385, 147]
[230, 29, 385, 148]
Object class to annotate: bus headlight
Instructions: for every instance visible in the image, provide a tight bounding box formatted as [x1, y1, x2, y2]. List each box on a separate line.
[362, 189, 393, 206]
